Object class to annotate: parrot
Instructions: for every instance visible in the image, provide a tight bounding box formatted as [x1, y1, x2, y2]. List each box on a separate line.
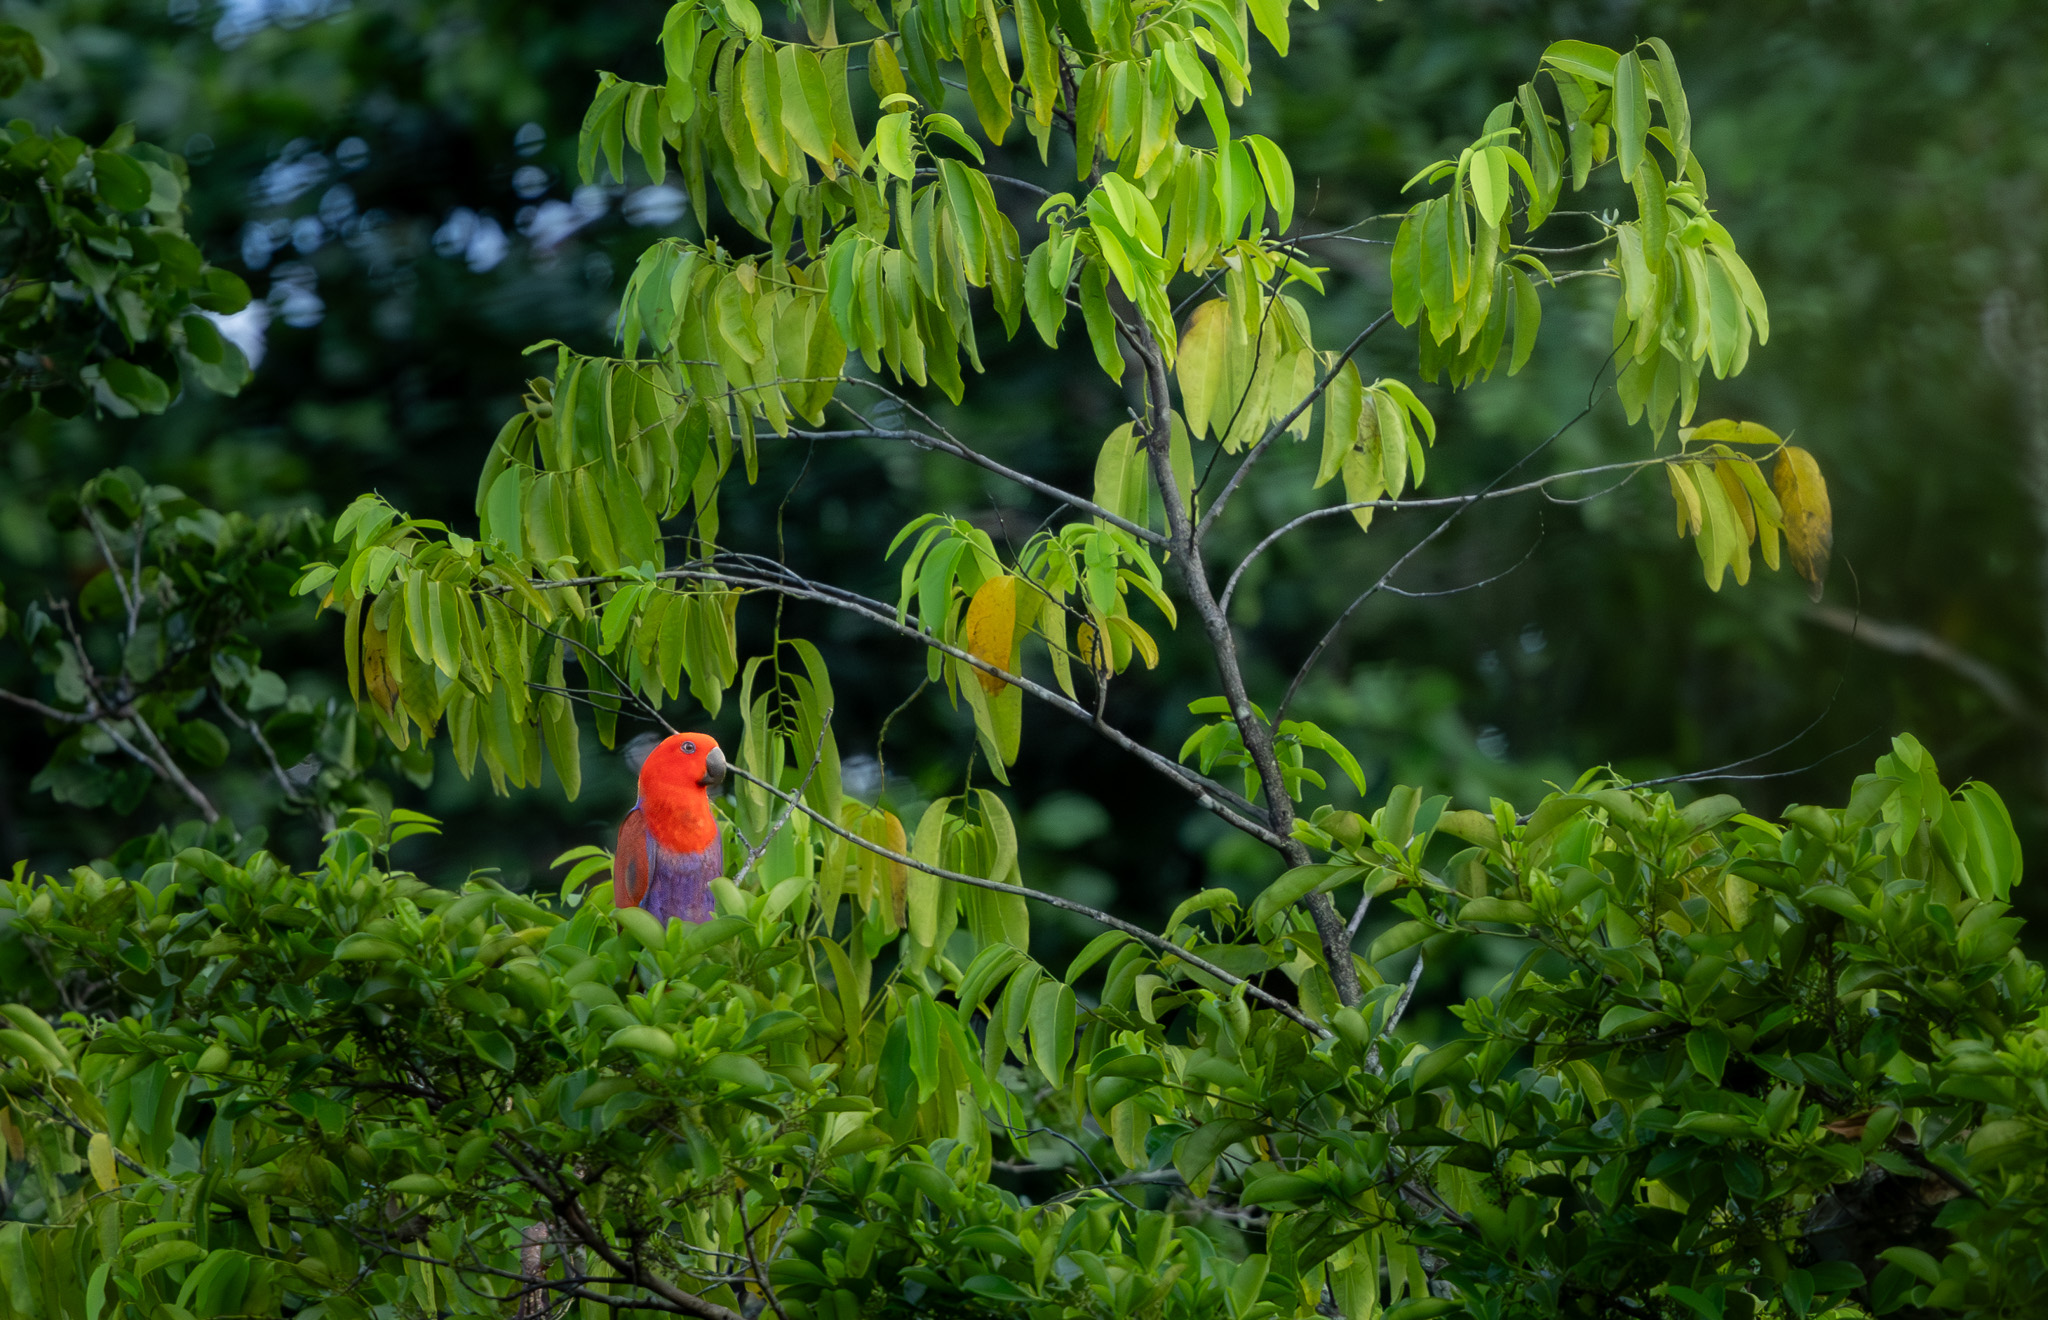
[615, 731, 727, 924]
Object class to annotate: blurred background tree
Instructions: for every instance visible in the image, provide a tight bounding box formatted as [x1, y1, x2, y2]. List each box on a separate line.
[2, 0, 2043, 977]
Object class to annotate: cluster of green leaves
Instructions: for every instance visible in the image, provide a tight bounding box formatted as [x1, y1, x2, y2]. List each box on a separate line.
[302, 475, 742, 802]
[0, 69, 252, 423]
[0, 468, 400, 826]
[0, 739, 2042, 1318]
[1179, 697, 1365, 804]
[1389, 38, 1767, 429]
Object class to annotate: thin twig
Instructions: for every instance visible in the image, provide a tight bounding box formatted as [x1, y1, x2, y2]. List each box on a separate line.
[723, 764, 1330, 1037]
[789, 425, 1163, 546]
[0, 689, 92, 723]
[1274, 378, 1611, 726]
[732, 707, 832, 887]
[1364, 950, 1426, 1076]
[1219, 454, 1680, 615]
[1345, 891, 1373, 943]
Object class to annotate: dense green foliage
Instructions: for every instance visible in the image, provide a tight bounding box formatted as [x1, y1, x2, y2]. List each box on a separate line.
[0, 32, 252, 420]
[0, 466, 413, 832]
[0, 740, 2038, 1319]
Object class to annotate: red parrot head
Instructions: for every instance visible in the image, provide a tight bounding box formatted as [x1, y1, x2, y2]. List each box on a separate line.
[639, 731, 727, 799]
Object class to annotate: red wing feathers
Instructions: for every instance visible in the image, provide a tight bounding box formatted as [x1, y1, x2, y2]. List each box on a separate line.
[615, 808, 652, 909]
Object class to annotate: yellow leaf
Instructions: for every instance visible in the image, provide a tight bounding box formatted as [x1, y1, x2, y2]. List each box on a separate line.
[361, 622, 400, 715]
[1681, 418, 1781, 448]
[1667, 463, 1703, 537]
[1074, 619, 1108, 673]
[869, 809, 910, 928]
[1774, 445, 1833, 601]
[963, 575, 1017, 694]
[1110, 615, 1159, 669]
[1177, 300, 1229, 441]
[89, 1131, 117, 1191]
[1713, 459, 1757, 543]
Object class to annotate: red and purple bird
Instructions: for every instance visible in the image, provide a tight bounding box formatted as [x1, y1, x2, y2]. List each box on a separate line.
[615, 732, 727, 924]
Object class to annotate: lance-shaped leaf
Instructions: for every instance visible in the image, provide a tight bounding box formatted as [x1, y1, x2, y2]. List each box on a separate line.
[963, 574, 1017, 693]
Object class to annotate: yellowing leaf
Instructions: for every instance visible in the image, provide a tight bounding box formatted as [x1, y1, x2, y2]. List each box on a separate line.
[963, 575, 1018, 694]
[1109, 615, 1159, 669]
[1774, 445, 1833, 601]
[361, 621, 400, 715]
[1667, 463, 1703, 537]
[1074, 620, 1107, 673]
[1316, 359, 1362, 489]
[1681, 418, 1782, 448]
[866, 808, 910, 928]
[89, 1131, 118, 1191]
[1177, 299, 1229, 440]
[1713, 459, 1757, 543]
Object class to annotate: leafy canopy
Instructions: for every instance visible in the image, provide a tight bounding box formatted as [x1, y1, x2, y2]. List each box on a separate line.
[12, 1, 2012, 1319]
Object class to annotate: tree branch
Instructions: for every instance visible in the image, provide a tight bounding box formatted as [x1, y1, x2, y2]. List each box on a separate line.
[1218, 454, 1673, 616]
[788, 426, 1163, 546]
[621, 560, 1280, 842]
[0, 688, 92, 723]
[723, 763, 1330, 1037]
[1127, 311, 1364, 1009]
[1275, 389, 1605, 726]
[1806, 604, 2040, 726]
[732, 706, 831, 887]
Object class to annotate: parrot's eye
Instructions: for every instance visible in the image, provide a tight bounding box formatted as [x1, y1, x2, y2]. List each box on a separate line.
[681, 740, 696, 754]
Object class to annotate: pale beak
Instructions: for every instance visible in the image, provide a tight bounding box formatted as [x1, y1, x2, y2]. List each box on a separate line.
[700, 746, 727, 789]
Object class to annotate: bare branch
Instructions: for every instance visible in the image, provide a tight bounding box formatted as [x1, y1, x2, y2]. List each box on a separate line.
[723, 763, 1331, 1038]
[80, 507, 138, 632]
[788, 425, 1163, 546]
[215, 693, 335, 832]
[1129, 308, 1364, 1010]
[1807, 604, 2040, 726]
[118, 707, 221, 825]
[1381, 527, 1542, 599]
[657, 561, 1279, 841]
[0, 689, 93, 723]
[1345, 890, 1373, 943]
[1365, 949, 1426, 1076]
[1219, 455, 1676, 615]
[1275, 389, 1606, 726]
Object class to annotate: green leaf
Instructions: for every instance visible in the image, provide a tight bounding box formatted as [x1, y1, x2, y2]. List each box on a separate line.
[1244, 134, 1295, 232]
[92, 150, 153, 211]
[466, 1028, 519, 1070]
[1367, 920, 1432, 963]
[1251, 865, 1350, 926]
[99, 359, 172, 414]
[1173, 1118, 1267, 1197]
[1541, 39, 1619, 85]
[1027, 980, 1077, 1085]
[876, 111, 915, 180]
[1613, 51, 1649, 182]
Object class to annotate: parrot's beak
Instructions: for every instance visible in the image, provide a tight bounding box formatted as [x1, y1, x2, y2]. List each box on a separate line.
[700, 746, 727, 789]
